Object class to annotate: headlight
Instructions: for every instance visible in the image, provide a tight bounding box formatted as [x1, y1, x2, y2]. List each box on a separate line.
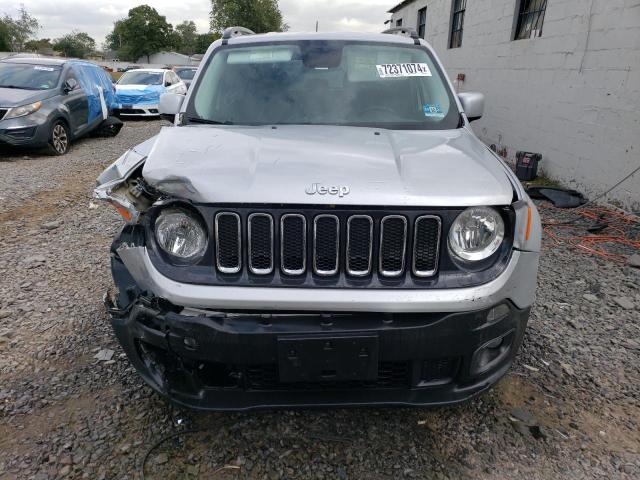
[5, 101, 42, 119]
[155, 209, 207, 260]
[448, 207, 505, 262]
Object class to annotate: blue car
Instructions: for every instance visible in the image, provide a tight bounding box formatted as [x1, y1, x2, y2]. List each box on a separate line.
[114, 68, 187, 117]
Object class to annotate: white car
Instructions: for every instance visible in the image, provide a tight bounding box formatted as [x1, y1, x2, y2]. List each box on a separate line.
[114, 68, 186, 117]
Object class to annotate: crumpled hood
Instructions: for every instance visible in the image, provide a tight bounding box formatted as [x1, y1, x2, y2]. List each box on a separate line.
[142, 125, 514, 207]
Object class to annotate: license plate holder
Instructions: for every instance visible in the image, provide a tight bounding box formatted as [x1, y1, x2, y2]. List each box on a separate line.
[277, 335, 379, 383]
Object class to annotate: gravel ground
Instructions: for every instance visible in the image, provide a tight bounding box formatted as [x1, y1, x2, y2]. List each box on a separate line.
[0, 121, 639, 480]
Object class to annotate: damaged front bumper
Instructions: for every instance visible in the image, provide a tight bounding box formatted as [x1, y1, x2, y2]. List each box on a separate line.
[106, 232, 536, 410]
[107, 290, 529, 411]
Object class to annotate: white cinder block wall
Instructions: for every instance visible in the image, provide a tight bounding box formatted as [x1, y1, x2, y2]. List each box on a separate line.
[389, 0, 640, 209]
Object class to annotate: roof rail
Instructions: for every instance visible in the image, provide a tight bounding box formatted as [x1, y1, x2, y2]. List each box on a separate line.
[382, 27, 421, 45]
[222, 26, 256, 45]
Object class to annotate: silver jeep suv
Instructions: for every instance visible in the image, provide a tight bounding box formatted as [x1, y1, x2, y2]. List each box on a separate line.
[95, 27, 541, 410]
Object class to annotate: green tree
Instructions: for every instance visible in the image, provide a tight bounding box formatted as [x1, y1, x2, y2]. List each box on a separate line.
[174, 20, 198, 55]
[0, 21, 10, 51]
[194, 32, 220, 54]
[24, 38, 52, 52]
[210, 0, 286, 34]
[52, 31, 96, 58]
[1, 5, 40, 52]
[106, 5, 174, 62]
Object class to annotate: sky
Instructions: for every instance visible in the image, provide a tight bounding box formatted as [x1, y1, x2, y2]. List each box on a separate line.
[1, 0, 395, 47]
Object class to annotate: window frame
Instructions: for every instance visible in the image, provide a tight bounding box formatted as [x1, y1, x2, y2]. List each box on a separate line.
[396, 18, 403, 27]
[448, 0, 466, 49]
[417, 7, 427, 39]
[512, 0, 547, 40]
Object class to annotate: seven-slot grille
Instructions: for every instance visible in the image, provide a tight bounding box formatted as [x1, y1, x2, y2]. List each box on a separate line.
[214, 211, 442, 278]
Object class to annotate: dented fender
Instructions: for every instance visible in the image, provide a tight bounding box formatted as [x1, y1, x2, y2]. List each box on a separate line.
[94, 138, 157, 223]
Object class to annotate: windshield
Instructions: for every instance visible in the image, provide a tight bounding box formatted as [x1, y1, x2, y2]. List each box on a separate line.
[118, 71, 163, 86]
[189, 41, 459, 129]
[176, 69, 196, 80]
[0, 63, 62, 90]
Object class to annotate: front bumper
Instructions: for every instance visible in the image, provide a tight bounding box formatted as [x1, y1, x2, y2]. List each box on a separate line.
[114, 104, 159, 117]
[117, 246, 539, 312]
[109, 235, 537, 410]
[0, 116, 49, 147]
[108, 293, 530, 411]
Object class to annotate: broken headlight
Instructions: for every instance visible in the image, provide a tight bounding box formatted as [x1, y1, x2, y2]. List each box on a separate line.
[155, 208, 207, 261]
[448, 207, 505, 262]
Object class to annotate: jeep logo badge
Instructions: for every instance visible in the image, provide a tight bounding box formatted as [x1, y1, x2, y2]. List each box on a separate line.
[305, 183, 350, 198]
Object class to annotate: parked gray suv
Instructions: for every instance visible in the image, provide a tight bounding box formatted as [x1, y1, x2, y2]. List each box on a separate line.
[0, 57, 117, 155]
[95, 28, 541, 410]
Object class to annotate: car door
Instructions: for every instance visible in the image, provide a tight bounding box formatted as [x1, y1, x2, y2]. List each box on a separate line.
[60, 66, 89, 136]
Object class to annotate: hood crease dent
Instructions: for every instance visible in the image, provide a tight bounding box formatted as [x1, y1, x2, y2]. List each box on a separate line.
[141, 125, 514, 207]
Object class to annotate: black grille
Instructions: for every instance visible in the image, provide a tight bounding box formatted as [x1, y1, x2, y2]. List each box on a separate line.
[211, 210, 442, 280]
[248, 214, 273, 274]
[413, 216, 442, 276]
[281, 214, 306, 275]
[313, 215, 339, 275]
[379, 216, 407, 277]
[215, 213, 241, 273]
[246, 362, 409, 391]
[347, 216, 373, 276]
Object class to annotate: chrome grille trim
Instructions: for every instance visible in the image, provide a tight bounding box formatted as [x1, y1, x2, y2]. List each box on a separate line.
[346, 215, 373, 276]
[313, 214, 340, 276]
[412, 215, 442, 277]
[280, 214, 307, 275]
[379, 215, 408, 278]
[248, 213, 274, 275]
[214, 212, 241, 274]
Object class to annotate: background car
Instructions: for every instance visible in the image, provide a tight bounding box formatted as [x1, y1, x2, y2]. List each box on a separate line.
[0, 57, 118, 155]
[173, 66, 198, 89]
[114, 68, 187, 117]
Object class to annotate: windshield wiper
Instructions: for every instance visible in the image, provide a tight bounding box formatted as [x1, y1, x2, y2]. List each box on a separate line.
[187, 116, 234, 125]
[0, 85, 36, 90]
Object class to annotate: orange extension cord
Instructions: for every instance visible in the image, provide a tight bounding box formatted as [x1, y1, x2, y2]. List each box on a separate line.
[540, 205, 640, 263]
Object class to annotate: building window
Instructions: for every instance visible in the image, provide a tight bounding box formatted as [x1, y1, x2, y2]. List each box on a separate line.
[449, 0, 466, 48]
[514, 0, 547, 40]
[396, 19, 403, 27]
[417, 7, 427, 38]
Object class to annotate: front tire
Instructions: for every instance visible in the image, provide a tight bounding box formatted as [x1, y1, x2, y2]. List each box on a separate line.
[48, 121, 70, 155]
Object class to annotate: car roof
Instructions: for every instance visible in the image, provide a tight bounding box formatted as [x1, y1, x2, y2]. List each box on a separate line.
[0, 56, 68, 66]
[0, 57, 107, 70]
[227, 31, 417, 46]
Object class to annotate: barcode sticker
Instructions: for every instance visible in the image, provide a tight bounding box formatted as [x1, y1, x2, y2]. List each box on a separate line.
[376, 63, 432, 78]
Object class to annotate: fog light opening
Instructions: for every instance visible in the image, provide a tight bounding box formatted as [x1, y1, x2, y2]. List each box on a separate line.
[471, 330, 515, 375]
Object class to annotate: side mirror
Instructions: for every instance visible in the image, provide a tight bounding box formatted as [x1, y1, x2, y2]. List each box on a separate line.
[63, 78, 78, 93]
[164, 81, 172, 87]
[458, 92, 484, 122]
[159, 92, 185, 123]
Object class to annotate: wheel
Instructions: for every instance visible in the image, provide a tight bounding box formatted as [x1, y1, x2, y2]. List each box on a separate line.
[48, 121, 70, 155]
